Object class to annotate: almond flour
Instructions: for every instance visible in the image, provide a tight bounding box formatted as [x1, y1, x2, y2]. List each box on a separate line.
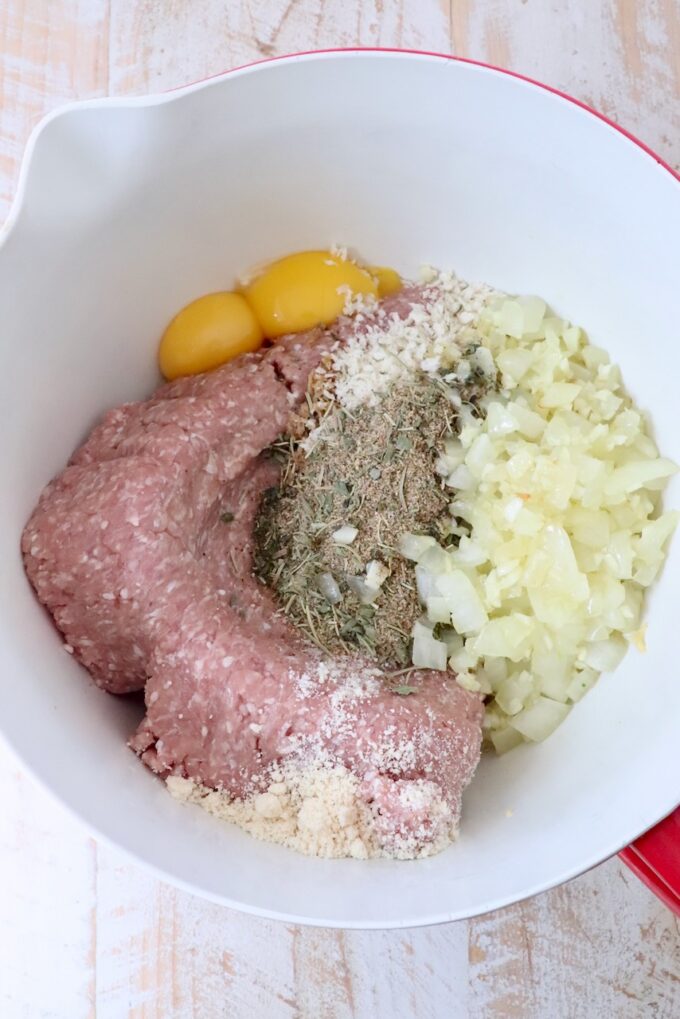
[167, 651, 466, 860]
[167, 764, 456, 860]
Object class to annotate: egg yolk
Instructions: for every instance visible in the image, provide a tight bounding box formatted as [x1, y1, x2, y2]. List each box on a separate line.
[242, 250, 379, 339]
[158, 252, 402, 379]
[371, 265, 402, 298]
[158, 292, 263, 380]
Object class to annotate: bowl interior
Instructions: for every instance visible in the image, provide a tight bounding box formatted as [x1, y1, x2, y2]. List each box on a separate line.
[1, 51, 679, 926]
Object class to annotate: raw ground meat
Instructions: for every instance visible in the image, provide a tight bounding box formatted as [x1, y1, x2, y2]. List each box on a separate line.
[22, 299, 484, 858]
[24, 332, 321, 693]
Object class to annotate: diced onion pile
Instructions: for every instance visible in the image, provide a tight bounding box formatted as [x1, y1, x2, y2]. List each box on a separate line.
[402, 296, 678, 752]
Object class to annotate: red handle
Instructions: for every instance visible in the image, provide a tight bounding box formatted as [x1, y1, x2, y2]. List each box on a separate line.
[619, 807, 680, 915]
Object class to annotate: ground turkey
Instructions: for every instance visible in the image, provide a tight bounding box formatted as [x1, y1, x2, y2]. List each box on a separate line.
[22, 309, 483, 858]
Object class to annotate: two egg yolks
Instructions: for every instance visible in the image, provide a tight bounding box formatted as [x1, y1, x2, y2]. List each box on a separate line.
[158, 251, 401, 380]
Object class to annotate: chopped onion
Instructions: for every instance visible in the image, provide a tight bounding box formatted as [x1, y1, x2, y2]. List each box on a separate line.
[449, 537, 488, 567]
[490, 726, 524, 754]
[411, 621, 448, 671]
[532, 650, 572, 702]
[637, 511, 679, 559]
[605, 459, 676, 496]
[485, 402, 518, 438]
[510, 697, 571, 741]
[581, 635, 627, 672]
[405, 293, 677, 750]
[455, 670, 481, 693]
[473, 614, 533, 661]
[433, 571, 488, 634]
[479, 656, 507, 685]
[418, 544, 453, 574]
[520, 295, 547, 333]
[466, 434, 494, 478]
[425, 596, 452, 624]
[471, 344, 496, 377]
[565, 667, 598, 702]
[415, 565, 437, 603]
[495, 670, 535, 715]
[332, 525, 358, 545]
[446, 464, 474, 490]
[365, 560, 390, 590]
[399, 533, 437, 562]
[448, 645, 478, 672]
[441, 629, 464, 656]
[317, 572, 342, 605]
[495, 299, 525, 339]
[346, 575, 379, 605]
[512, 404, 545, 440]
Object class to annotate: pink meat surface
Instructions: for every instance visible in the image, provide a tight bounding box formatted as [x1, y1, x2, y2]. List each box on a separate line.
[22, 298, 483, 857]
[24, 333, 321, 693]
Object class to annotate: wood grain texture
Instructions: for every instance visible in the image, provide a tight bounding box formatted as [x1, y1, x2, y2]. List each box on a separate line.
[3, 744, 678, 1019]
[108, 0, 451, 95]
[0, 760, 97, 1018]
[450, 0, 680, 172]
[0, 0, 109, 220]
[1, 1, 680, 1017]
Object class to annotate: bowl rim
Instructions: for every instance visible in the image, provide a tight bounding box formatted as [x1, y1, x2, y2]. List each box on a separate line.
[2, 46, 678, 246]
[2, 47, 679, 928]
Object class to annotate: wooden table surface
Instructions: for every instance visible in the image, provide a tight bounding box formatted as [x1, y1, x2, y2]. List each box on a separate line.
[1, 2, 679, 1016]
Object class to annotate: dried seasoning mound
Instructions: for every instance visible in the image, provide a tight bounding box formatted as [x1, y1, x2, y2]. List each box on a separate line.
[254, 376, 469, 666]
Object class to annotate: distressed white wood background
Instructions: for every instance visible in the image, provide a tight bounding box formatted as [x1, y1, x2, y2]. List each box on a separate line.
[1, 2, 679, 1016]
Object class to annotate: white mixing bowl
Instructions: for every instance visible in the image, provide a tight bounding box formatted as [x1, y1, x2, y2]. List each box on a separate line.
[1, 50, 679, 928]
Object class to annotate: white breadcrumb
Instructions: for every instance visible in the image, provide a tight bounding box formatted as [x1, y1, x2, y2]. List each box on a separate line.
[333, 270, 493, 412]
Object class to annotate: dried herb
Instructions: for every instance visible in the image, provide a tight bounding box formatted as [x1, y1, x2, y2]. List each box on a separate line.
[253, 347, 495, 667]
[220, 511, 235, 523]
[255, 379, 445, 663]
